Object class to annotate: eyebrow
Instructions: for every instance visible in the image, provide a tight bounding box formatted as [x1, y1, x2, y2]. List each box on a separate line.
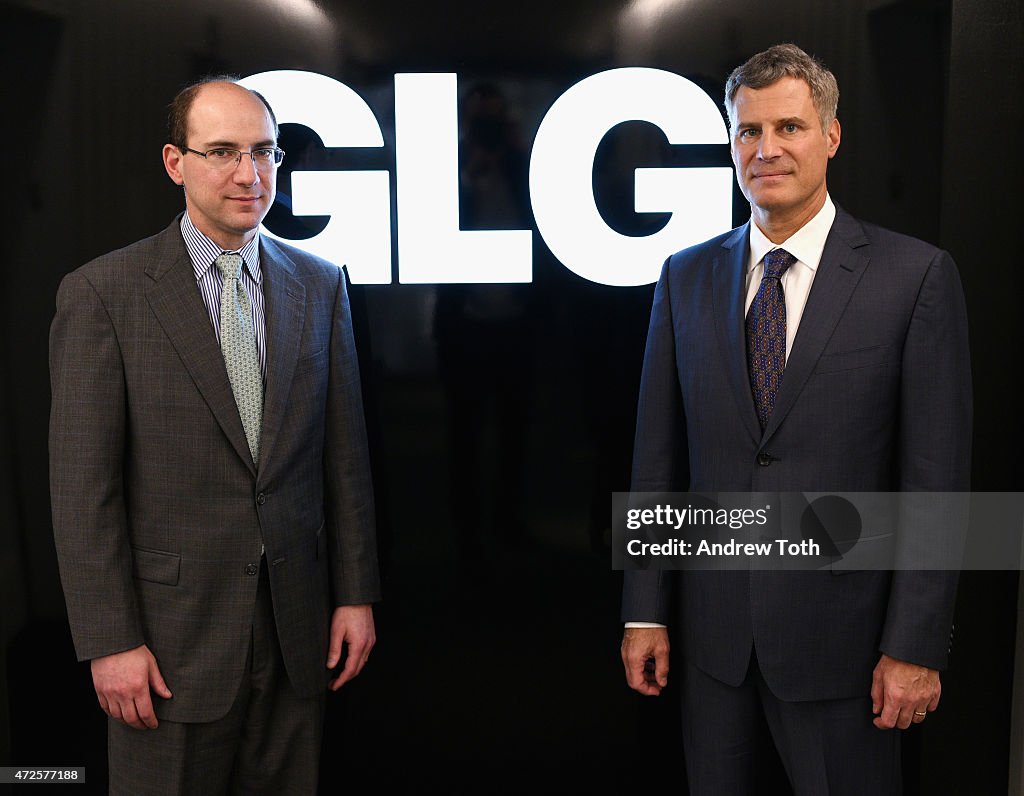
[200, 139, 277, 149]
[732, 116, 811, 135]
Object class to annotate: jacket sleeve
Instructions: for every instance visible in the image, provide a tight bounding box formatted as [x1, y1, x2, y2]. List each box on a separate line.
[880, 249, 972, 670]
[323, 266, 382, 606]
[49, 271, 145, 661]
[621, 257, 688, 625]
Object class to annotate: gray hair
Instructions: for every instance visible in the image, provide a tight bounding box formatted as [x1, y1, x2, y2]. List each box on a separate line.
[724, 44, 839, 133]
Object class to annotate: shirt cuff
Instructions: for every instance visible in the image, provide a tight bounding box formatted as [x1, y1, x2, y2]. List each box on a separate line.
[624, 622, 667, 628]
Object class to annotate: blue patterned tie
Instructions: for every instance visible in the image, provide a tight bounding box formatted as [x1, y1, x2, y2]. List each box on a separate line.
[747, 248, 796, 431]
[215, 253, 263, 466]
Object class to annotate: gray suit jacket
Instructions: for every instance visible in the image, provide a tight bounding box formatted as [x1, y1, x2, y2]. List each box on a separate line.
[50, 216, 380, 722]
[622, 207, 972, 701]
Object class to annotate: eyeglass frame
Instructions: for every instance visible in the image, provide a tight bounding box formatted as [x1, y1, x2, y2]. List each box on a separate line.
[178, 145, 286, 169]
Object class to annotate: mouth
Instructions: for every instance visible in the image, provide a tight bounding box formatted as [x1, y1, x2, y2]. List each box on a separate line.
[752, 171, 791, 179]
[229, 196, 263, 203]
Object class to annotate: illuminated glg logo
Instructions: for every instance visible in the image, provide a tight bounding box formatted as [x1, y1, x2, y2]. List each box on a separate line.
[530, 69, 731, 287]
[240, 69, 732, 287]
[238, 70, 392, 284]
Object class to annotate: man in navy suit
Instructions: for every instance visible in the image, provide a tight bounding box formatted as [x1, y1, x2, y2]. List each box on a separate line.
[620, 44, 971, 794]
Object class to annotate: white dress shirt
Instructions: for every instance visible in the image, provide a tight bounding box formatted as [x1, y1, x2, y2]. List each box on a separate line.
[744, 194, 836, 358]
[180, 212, 268, 380]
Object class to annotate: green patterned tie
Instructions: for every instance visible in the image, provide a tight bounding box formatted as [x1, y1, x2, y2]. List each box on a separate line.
[215, 253, 263, 466]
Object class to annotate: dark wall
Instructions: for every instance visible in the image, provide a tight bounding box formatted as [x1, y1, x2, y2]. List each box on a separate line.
[927, 0, 1024, 792]
[1, 0, 1018, 792]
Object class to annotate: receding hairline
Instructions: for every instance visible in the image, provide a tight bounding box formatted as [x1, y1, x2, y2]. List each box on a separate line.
[167, 75, 279, 149]
[188, 81, 274, 123]
[192, 79, 259, 99]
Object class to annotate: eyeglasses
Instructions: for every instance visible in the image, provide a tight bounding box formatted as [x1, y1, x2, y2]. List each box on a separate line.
[180, 146, 285, 170]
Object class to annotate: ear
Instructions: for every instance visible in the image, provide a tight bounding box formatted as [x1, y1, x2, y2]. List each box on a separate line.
[727, 121, 739, 163]
[826, 118, 841, 159]
[163, 144, 185, 186]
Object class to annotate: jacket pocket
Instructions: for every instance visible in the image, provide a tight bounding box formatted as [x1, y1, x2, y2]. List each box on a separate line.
[829, 532, 895, 574]
[814, 344, 896, 374]
[131, 546, 181, 586]
[295, 347, 328, 376]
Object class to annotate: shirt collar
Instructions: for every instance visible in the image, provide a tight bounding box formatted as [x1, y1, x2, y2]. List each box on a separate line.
[180, 212, 262, 284]
[747, 193, 836, 273]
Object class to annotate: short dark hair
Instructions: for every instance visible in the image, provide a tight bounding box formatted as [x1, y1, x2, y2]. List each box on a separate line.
[724, 44, 839, 133]
[167, 74, 279, 149]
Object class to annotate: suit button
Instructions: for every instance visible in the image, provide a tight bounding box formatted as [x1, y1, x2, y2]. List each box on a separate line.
[246, 563, 258, 576]
[256, 492, 266, 505]
[757, 452, 773, 466]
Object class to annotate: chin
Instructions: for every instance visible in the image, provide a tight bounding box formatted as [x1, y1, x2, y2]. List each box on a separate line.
[747, 191, 795, 211]
[233, 208, 269, 225]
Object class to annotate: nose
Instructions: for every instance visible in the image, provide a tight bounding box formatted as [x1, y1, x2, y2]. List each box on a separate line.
[757, 129, 781, 160]
[233, 152, 260, 185]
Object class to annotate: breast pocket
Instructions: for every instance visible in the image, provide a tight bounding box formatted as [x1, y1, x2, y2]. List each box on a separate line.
[295, 347, 328, 376]
[814, 344, 897, 375]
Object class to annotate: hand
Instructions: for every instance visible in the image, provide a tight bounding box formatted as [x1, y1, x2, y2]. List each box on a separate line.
[621, 627, 670, 696]
[90, 644, 172, 730]
[327, 604, 376, 691]
[871, 653, 941, 730]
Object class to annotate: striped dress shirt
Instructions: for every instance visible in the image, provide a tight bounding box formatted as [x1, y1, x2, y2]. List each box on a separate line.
[180, 213, 267, 379]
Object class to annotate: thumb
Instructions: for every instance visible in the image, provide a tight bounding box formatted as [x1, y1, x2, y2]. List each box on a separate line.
[149, 659, 173, 699]
[326, 621, 345, 669]
[870, 672, 883, 715]
[655, 654, 670, 688]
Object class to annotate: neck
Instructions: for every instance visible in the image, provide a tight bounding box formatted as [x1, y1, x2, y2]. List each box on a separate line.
[750, 191, 827, 244]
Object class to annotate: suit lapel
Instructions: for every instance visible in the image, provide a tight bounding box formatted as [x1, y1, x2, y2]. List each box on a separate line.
[144, 220, 256, 474]
[713, 222, 763, 445]
[761, 209, 871, 443]
[257, 239, 306, 474]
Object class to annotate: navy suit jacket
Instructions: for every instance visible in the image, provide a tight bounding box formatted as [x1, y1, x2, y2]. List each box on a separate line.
[622, 207, 971, 701]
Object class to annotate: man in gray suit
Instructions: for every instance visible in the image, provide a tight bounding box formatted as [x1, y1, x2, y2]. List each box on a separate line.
[50, 78, 380, 794]
[620, 45, 970, 794]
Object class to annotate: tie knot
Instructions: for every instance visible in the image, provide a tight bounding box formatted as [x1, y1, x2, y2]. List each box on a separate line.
[215, 253, 244, 282]
[762, 248, 795, 280]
